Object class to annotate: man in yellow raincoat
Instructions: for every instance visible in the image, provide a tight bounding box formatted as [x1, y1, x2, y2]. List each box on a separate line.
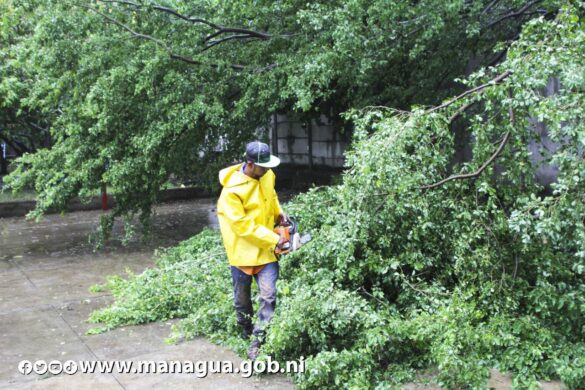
[217, 141, 289, 360]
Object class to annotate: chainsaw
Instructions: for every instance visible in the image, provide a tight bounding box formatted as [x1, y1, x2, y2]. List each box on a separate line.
[273, 216, 311, 255]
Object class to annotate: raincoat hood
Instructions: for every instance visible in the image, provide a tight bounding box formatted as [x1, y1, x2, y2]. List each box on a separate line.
[218, 163, 248, 188]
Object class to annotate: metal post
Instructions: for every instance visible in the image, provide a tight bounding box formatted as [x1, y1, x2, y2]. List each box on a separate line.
[0, 143, 6, 175]
[272, 113, 278, 155]
[307, 119, 313, 169]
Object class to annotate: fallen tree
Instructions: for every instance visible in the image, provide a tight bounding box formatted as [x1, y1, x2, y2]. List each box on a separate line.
[87, 6, 584, 388]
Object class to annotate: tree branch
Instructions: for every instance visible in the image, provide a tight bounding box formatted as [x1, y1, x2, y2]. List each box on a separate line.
[422, 90, 516, 190]
[84, 5, 245, 71]
[93, 1, 283, 69]
[448, 100, 478, 124]
[96, 1, 293, 48]
[507, 89, 515, 123]
[25, 120, 50, 133]
[484, 31, 522, 68]
[15, 129, 37, 151]
[202, 34, 257, 52]
[204, 27, 271, 42]
[481, 0, 501, 16]
[86, 6, 173, 50]
[147, 4, 286, 41]
[484, 0, 543, 29]
[100, 1, 274, 40]
[426, 70, 511, 114]
[150, 5, 222, 30]
[96, 1, 221, 29]
[420, 131, 510, 190]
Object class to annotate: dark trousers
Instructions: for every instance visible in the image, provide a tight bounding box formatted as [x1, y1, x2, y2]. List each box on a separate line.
[231, 261, 279, 339]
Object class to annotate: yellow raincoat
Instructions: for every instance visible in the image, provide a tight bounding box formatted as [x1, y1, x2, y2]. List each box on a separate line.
[217, 163, 283, 266]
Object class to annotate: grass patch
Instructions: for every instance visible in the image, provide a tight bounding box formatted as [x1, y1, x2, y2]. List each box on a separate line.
[0, 189, 37, 202]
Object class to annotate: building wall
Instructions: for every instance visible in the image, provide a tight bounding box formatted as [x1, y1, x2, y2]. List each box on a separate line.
[270, 114, 349, 168]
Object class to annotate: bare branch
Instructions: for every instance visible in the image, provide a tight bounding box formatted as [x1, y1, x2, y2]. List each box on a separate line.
[484, 0, 543, 29]
[422, 90, 516, 190]
[202, 34, 257, 52]
[96, 1, 272, 41]
[106, 1, 296, 45]
[485, 31, 521, 67]
[204, 27, 271, 42]
[128, 2, 276, 40]
[481, 0, 501, 16]
[150, 5, 222, 30]
[84, 5, 245, 70]
[96, 1, 222, 30]
[420, 131, 510, 190]
[358, 287, 390, 306]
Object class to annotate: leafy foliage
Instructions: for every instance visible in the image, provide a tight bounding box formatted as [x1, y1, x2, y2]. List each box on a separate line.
[2, 0, 561, 240]
[87, 7, 585, 388]
[0, 1, 51, 167]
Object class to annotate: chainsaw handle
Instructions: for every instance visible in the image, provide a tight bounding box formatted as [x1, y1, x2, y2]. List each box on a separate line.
[276, 213, 291, 227]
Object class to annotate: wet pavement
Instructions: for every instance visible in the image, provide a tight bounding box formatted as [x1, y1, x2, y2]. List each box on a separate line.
[0, 199, 294, 389]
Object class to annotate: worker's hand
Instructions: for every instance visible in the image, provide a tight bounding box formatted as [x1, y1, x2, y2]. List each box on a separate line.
[276, 213, 290, 226]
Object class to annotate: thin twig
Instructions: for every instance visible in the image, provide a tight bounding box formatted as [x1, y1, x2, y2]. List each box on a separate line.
[87, 5, 168, 47]
[513, 254, 519, 279]
[359, 287, 390, 307]
[397, 266, 449, 297]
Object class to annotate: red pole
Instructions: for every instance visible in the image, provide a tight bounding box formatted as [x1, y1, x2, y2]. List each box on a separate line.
[101, 182, 108, 211]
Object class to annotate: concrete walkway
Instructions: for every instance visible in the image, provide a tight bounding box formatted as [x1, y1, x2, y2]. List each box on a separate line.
[0, 200, 294, 389]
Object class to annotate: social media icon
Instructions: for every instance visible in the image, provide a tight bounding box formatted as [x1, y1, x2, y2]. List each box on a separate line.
[63, 360, 78, 375]
[33, 360, 48, 375]
[18, 360, 33, 375]
[48, 360, 62, 375]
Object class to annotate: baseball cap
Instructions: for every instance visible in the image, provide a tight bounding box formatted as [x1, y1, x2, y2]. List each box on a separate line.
[245, 141, 280, 168]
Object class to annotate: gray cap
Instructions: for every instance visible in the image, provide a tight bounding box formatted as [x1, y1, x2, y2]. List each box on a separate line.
[245, 141, 280, 168]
